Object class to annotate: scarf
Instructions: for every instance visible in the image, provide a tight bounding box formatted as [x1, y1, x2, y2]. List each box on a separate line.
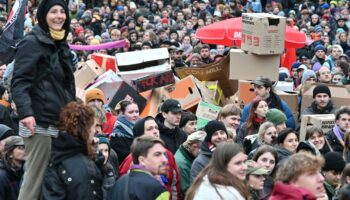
[254, 116, 265, 124]
[49, 28, 65, 40]
[333, 125, 345, 147]
[208, 142, 216, 152]
[112, 115, 135, 138]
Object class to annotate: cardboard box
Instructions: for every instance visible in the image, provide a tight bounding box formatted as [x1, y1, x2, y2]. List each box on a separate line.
[86, 70, 123, 103]
[238, 80, 256, 107]
[175, 55, 238, 97]
[196, 101, 222, 129]
[108, 82, 147, 112]
[241, 13, 286, 55]
[91, 53, 117, 72]
[229, 49, 280, 81]
[299, 114, 335, 141]
[275, 81, 294, 92]
[133, 70, 175, 92]
[202, 81, 224, 106]
[140, 88, 168, 118]
[275, 89, 298, 122]
[162, 75, 214, 110]
[301, 84, 350, 112]
[74, 60, 105, 89]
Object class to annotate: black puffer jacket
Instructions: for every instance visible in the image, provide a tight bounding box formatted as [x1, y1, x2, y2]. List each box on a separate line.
[0, 159, 23, 200]
[155, 113, 187, 154]
[11, 25, 75, 126]
[42, 132, 103, 200]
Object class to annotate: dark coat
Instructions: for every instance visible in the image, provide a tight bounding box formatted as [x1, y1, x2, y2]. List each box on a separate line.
[42, 132, 103, 200]
[107, 168, 169, 200]
[300, 101, 337, 117]
[190, 141, 212, 182]
[156, 113, 187, 154]
[11, 25, 76, 126]
[326, 128, 344, 154]
[0, 159, 23, 200]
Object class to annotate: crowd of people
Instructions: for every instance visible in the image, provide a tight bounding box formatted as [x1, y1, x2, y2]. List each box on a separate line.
[2, 0, 350, 200]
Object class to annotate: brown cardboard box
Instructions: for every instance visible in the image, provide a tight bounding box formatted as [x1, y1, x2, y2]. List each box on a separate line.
[241, 13, 286, 55]
[140, 88, 168, 118]
[74, 60, 105, 89]
[299, 114, 335, 141]
[229, 49, 280, 81]
[275, 89, 298, 122]
[238, 80, 256, 107]
[196, 101, 222, 129]
[301, 84, 350, 112]
[162, 75, 214, 110]
[175, 55, 238, 97]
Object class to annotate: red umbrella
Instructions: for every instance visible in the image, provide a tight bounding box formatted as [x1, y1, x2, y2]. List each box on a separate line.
[195, 17, 306, 48]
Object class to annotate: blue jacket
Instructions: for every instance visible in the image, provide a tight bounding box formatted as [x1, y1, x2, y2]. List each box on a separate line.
[241, 100, 295, 130]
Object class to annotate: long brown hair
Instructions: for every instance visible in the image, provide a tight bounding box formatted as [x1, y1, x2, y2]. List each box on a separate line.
[58, 101, 96, 160]
[246, 97, 266, 134]
[185, 143, 249, 200]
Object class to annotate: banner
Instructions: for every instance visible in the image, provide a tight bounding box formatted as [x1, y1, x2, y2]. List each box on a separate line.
[0, 0, 27, 65]
[69, 40, 126, 51]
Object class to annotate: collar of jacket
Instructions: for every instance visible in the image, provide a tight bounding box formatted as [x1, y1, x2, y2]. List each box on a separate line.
[180, 145, 196, 162]
[31, 25, 61, 47]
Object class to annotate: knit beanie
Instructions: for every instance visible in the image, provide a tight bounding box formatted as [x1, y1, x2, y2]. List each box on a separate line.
[323, 152, 345, 172]
[291, 62, 302, 69]
[314, 44, 326, 53]
[98, 135, 110, 153]
[0, 124, 14, 141]
[265, 108, 287, 126]
[204, 120, 227, 142]
[313, 84, 331, 98]
[301, 69, 316, 84]
[132, 116, 156, 138]
[85, 88, 106, 104]
[37, 0, 70, 37]
[312, 62, 322, 72]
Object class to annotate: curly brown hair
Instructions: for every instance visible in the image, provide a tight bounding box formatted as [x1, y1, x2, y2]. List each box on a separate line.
[58, 102, 96, 160]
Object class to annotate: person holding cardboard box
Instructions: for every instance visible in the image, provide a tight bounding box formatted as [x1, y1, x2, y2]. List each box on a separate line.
[326, 106, 350, 154]
[300, 84, 337, 117]
[241, 76, 295, 130]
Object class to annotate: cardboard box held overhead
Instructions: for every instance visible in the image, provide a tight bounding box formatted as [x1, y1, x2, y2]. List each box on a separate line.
[91, 53, 117, 72]
[175, 55, 238, 97]
[74, 60, 105, 89]
[299, 114, 335, 142]
[196, 101, 222, 129]
[301, 84, 350, 112]
[132, 70, 175, 92]
[241, 13, 286, 55]
[230, 49, 280, 81]
[238, 80, 256, 107]
[162, 75, 214, 110]
[86, 70, 123, 103]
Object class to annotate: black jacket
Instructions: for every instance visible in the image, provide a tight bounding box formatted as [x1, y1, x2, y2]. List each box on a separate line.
[11, 25, 75, 126]
[0, 159, 23, 200]
[156, 113, 187, 154]
[42, 132, 103, 200]
[326, 128, 344, 154]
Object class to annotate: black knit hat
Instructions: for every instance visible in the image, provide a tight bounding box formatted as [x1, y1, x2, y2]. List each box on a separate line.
[133, 116, 156, 138]
[37, 0, 70, 38]
[204, 120, 227, 142]
[323, 152, 345, 172]
[313, 84, 331, 98]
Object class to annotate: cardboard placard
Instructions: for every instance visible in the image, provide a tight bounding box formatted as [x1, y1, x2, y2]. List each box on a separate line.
[196, 101, 222, 129]
[133, 70, 175, 92]
[175, 55, 238, 97]
[241, 13, 286, 55]
[140, 88, 168, 118]
[275, 89, 298, 122]
[91, 53, 117, 72]
[74, 60, 105, 89]
[108, 81, 147, 112]
[86, 70, 123, 103]
[301, 84, 350, 112]
[202, 81, 224, 106]
[229, 49, 280, 81]
[299, 114, 335, 142]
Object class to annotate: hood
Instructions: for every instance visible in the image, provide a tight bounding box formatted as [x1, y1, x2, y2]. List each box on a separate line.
[270, 182, 316, 200]
[311, 100, 334, 114]
[50, 131, 87, 165]
[155, 113, 177, 136]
